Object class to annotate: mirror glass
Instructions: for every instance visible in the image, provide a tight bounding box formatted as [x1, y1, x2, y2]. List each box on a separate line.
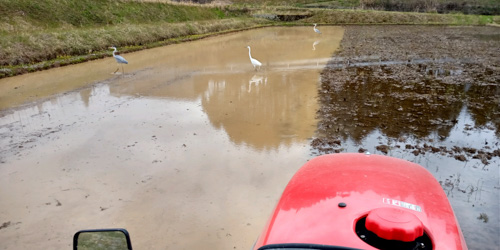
[75, 229, 130, 250]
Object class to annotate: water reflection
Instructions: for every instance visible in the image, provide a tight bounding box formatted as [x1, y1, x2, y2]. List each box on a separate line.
[248, 74, 267, 93]
[0, 57, 126, 110]
[316, 65, 500, 142]
[100, 26, 345, 150]
[465, 83, 500, 134]
[200, 71, 322, 149]
[314, 55, 500, 249]
[0, 26, 344, 151]
[312, 40, 320, 51]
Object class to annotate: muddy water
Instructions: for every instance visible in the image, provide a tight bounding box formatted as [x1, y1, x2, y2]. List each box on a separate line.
[0, 27, 344, 249]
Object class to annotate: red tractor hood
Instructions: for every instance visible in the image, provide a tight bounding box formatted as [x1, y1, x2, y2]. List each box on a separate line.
[254, 153, 467, 250]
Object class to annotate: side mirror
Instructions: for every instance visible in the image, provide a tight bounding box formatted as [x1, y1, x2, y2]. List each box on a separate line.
[73, 228, 132, 250]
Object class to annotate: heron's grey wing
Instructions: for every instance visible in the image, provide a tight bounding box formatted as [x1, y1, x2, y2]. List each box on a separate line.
[115, 55, 128, 64]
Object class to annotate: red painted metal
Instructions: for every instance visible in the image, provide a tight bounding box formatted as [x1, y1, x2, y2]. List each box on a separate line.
[365, 207, 423, 242]
[253, 153, 467, 249]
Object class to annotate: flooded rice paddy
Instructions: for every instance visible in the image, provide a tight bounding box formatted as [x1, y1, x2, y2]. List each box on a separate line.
[0, 26, 343, 249]
[0, 26, 499, 249]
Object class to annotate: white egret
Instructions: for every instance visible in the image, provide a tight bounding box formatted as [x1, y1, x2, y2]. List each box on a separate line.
[246, 46, 262, 71]
[109, 46, 128, 74]
[313, 24, 322, 34]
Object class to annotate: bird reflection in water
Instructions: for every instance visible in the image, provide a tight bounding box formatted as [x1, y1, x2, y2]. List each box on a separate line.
[313, 40, 320, 51]
[248, 74, 267, 93]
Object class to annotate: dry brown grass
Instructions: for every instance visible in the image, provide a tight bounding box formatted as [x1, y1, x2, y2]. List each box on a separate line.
[128, 0, 231, 7]
[300, 9, 488, 25]
[494, 16, 500, 23]
[0, 18, 265, 74]
[1, 0, 496, 79]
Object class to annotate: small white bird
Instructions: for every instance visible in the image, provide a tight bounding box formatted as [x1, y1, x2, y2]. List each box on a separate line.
[313, 24, 322, 34]
[246, 46, 262, 71]
[109, 46, 128, 74]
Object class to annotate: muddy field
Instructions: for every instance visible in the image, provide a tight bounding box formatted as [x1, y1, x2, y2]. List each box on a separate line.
[0, 27, 344, 250]
[314, 25, 500, 156]
[0, 25, 498, 250]
[314, 25, 499, 249]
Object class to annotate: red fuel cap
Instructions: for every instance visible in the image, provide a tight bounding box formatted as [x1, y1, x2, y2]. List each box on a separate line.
[365, 207, 424, 242]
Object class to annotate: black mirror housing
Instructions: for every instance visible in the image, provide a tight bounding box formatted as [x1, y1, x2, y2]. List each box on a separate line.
[73, 228, 132, 250]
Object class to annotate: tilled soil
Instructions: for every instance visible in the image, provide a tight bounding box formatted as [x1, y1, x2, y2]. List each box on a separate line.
[313, 25, 500, 249]
[314, 25, 500, 161]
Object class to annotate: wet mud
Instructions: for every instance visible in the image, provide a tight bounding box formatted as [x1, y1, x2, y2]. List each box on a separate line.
[314, 25, 500, 249]
[0, 27, 343, 250]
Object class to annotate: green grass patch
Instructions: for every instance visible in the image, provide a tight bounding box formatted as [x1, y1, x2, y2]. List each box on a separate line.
[0, 0, 255, 67]
[1, 0, 498, 78]
[0, 18, 268, 78]
[0, 0, 241, 30]
[244, 4, 498, 25]
[232, 0, 500, 15]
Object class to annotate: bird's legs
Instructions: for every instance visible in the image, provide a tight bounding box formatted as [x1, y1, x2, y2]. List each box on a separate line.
[113, 64, 125, 75]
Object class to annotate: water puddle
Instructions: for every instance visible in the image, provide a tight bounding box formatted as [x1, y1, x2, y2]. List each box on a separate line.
[0, 26, 344, 249]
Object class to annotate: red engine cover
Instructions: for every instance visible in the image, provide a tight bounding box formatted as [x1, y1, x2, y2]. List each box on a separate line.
[253, 153, 467, 250]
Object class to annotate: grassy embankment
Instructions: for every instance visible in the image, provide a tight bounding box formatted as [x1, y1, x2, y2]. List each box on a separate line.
[0, 0, 262, 78]
[0, 0, 499, 78]
[233, 0, 500, 15]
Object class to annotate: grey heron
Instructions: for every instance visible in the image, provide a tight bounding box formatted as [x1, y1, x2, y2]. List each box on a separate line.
[313, 24, 322, 34]
[109, 46, 128, 74]
[246, 46, 262, 71]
